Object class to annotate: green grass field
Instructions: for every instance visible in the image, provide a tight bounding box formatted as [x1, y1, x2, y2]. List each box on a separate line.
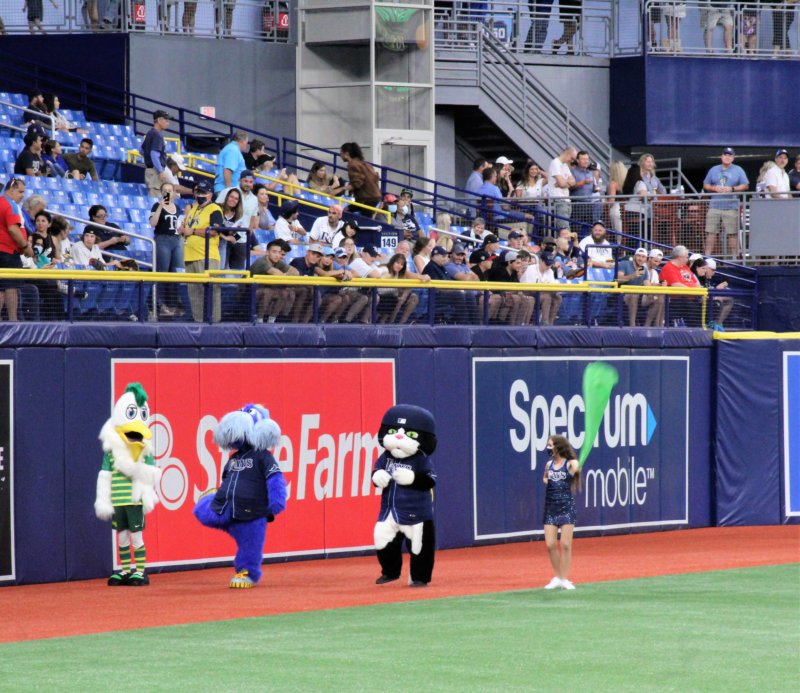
[1, 565, 797, 692]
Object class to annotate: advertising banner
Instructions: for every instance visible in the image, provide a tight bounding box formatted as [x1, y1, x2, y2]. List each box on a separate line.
[472, 356, 689, 539]
[0, 362, 13, 581]
[112, 359, 395, 568]
[783, 352, 800, 518]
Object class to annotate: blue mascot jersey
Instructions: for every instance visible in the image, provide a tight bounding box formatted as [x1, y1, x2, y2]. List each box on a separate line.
[210, 444, 282, 521]
[374, 451, 436, 524]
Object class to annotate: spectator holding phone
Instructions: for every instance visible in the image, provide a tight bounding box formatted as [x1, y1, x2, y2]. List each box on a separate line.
[150, 182, 184, 317]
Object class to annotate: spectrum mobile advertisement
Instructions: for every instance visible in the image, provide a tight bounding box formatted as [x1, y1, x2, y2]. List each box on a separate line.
[112, 359, 395, 568]
[783, 352, 800, 518]
[472, 356, 689, 539]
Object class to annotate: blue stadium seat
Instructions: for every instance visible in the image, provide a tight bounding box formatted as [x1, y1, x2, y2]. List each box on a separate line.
[60, 110, 87, 128]
[128, 208, 148, 223]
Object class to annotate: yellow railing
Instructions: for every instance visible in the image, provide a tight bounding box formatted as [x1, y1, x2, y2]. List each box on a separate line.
[126, 149, 392, 222]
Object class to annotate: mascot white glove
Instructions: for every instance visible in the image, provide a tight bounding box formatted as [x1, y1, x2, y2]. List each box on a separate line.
[94, 470, 114, 521]
[392, 467, 415, 486]
[372, 469, 392, 488]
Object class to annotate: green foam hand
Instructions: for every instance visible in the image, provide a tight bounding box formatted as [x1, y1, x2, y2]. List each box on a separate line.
[578, 362, 619, 469]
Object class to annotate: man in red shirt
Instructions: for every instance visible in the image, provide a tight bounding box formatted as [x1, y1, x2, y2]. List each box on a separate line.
[0, 178, 34, 321]
[658, 245, 701, 326]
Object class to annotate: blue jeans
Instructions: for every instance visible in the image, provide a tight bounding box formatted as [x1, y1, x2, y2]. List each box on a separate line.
[525, 0, 554, 50]
[155, 234, 184, 309]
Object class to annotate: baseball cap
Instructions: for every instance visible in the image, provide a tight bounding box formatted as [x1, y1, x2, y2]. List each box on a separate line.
[344, 218, 360, 232]
[279, 200, 299, 216]
[649, 248, 664, 259]
[194, 180, 212, 193]
[482, 233, 500, 245]
[705, 258, 717, 270]
[503, 250, 519, 263]
[431, 246, 449, 257]
[322, 247, 336, 256]
[383, 193, 398, 203]
[688, 253, 703, 265]
[508, 230, 523, 239]
[495, 156, 513, 165]
[362, 244, 380, 258]
[470, 249, 491, 263]
[240, 169, 254, 179]
[539, 252, 554, 266]
[153, 109, 171, 121]
[308, 243, 324, 254]
[168, 154, 187, 171]
[334, 247, 348, 259]
[722, 147, 735, 156]
[540, 236, 557, 247]
[400, 189, 413, 198]
[452, 243, 467, 255]
[776, 149, 789, 157]
[634, 247, 648, 256]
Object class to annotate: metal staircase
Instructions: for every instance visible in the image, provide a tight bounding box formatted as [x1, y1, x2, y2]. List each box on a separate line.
[436, 27, 614, 169]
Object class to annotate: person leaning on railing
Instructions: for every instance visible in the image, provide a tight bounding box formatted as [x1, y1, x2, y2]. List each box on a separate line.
[179, 180, 224, 323]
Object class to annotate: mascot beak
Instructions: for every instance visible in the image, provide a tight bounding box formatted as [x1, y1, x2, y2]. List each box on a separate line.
[115, 420, 152, 460]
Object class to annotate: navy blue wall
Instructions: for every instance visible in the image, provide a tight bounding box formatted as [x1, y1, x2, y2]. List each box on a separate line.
[757, 268, 800, 332]
[1, 325, 717, 585]
[610, 57, 800, 148]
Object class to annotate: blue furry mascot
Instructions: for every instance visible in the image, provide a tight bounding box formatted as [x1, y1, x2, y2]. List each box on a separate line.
[372, 404, 437, 587]
[193, 404, 287, 589]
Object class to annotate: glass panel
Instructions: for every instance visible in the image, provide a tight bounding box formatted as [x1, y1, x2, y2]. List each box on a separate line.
[380, 143, 427, 188]
[375, 7, 432, 83]
[376, 86, 431, 130]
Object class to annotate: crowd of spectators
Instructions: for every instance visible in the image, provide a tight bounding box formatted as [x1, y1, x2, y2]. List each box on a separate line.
[8, 111, 791, 329]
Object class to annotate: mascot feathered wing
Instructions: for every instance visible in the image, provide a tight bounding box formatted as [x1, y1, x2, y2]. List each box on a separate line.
[193, 404, 287, 589]
[372, 404, 437, 587]
[95, 382, 161, 586]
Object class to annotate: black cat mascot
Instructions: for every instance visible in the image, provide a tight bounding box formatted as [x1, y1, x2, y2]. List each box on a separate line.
[371, 404, 437, 587]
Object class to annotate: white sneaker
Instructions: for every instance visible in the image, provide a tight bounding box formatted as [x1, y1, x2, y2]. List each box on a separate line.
[544, 577, 561, 589]
[560, 579, 576, 590]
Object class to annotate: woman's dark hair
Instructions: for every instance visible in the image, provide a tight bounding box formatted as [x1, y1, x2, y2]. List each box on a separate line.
[307, 161, 327, 182]
[49, 215, 69, 235]
[622, 164, 641, 196]
[412, 237, 431, 255]
[550, 434, 581, 492]
[42, 93, 57, 114]
[43, 139, 58, 155]
[222, 188, 243, 222]
[386, 253, 408, 278]
[88, 204, 107, 219]
[522, 160, 540, 184]
[34, 210, 52, 223]
[340, 142, 364, 160]
[690, 257, 706, 277]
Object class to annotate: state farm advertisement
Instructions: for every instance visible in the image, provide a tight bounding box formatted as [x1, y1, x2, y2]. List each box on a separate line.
[112, 359, 395, 568]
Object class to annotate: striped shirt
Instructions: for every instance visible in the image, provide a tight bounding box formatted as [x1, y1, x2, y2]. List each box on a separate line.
[101, 452, 156, 506]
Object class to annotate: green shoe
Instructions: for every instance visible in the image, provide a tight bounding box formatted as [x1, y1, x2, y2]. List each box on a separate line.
[107, 571, 131, 586]
[127, 570, 150, 586]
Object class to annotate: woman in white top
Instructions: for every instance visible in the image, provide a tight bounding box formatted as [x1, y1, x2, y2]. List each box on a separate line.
[623, 154, 666, 235]
[412, 236, 436, 274]
[514, 160, 549, 200]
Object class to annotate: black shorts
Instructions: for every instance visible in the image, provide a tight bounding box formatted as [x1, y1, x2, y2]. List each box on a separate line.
[0, 252, 23, 289]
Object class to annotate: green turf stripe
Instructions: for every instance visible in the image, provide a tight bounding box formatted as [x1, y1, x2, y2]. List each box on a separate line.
[0, 565, 797, 692]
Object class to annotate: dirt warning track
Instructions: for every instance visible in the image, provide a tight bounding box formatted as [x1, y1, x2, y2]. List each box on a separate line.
[1, 526, 797, 643]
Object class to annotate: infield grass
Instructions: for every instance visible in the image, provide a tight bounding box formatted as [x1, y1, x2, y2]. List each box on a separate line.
[1, 564, 797, 692]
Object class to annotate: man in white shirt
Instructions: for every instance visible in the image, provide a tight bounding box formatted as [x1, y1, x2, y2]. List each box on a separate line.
[521, 251, 562, 325]
[548, 147, 577, 230]
[308, 204, 343, 246]
[578, 221, 615, 273]
[764, 149, 791, 199]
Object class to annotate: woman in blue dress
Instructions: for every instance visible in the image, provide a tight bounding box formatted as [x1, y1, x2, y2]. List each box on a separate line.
[542, 434, 581, 590]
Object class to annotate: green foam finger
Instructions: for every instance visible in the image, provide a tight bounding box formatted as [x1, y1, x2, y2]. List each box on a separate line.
[579, 362, 619, 468]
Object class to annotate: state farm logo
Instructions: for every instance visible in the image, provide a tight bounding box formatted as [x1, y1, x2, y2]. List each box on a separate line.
[149, 412, 384, 512]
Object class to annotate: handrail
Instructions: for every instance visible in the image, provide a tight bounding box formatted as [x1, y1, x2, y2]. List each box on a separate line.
[0, 99, 57, 140]
[478, 28, 612, 169]
[46, 209, 155, 270]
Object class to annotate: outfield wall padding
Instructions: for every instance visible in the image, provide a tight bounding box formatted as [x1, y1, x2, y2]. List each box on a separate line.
[0, 325, 723, 585]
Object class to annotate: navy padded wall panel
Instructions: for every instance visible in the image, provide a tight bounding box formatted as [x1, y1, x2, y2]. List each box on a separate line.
[716, 341, 781, 525]
[14, 349, 68, 584]
[430, 347, 473, 549]
[63, 348, 112, 580]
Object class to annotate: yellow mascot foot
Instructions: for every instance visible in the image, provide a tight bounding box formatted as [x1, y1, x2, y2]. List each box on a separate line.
[229, 570, 255, 589]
